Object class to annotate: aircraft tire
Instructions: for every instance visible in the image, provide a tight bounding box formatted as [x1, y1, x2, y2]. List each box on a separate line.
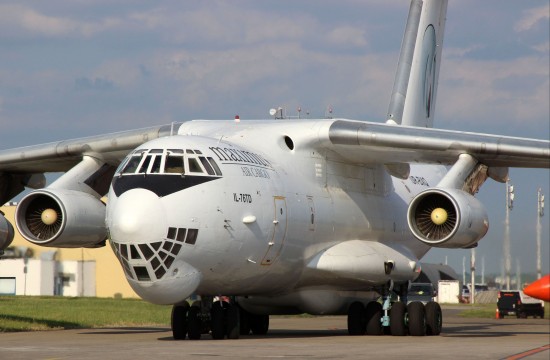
[171, 303, 189, 340]
[425, 302, 442, 336]
[250, 314, 269, 335]
[187, 305, 202, 340]
[226, 303, 240, 339]
[238, 305, 251, 335]
[389, 301, 407, 336]
[347, 301, 366, 335]
[211, 301, 226, 340]
[407, 301, 426, 336]
[365, 301, 383, 335]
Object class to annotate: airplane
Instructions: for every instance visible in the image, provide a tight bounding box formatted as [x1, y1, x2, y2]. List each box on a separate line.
[0, 0, 549, 340]
[523, 275, 550, 302]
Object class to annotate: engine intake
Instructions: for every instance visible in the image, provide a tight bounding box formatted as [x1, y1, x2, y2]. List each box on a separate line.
[15, 189, 107, 248]
[407, 188, 489, 248]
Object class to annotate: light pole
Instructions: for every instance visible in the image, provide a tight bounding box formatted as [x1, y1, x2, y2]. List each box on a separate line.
[536, 189, 545, 280]
[470, 248, 476, 304]
[504, 180, 514, 290]
[462, 256, 466, 287]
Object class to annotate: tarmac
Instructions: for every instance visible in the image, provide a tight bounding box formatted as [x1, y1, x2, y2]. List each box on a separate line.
[1, 308, 549, 360]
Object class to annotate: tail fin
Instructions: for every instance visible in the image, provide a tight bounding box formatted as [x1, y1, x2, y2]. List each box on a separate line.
[387, 0, 448, 128]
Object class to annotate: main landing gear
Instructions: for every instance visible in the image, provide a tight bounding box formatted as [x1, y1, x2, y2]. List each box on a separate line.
[171, 297, 270, 340]
[347, 299, 442, 337]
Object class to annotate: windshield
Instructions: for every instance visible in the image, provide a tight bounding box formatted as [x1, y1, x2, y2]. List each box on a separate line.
[118, 148, 222, 176]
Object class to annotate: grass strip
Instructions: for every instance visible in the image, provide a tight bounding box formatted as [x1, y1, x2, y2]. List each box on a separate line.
[0, 296, 171, 332]
[456, 302, 550, 318]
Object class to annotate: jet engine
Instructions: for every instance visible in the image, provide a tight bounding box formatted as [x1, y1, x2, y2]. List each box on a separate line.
[15, 189, 107, 248]
[0, 213, 15, 251]
[407, 188, 488, 248]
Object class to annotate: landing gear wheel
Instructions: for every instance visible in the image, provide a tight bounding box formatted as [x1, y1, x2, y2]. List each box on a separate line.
[239, 306, 251, 335]
[187, 305, 202, 340]
[171, 303, 190, 340]
[211, 301, 226, 340]
[365, 302, 382, 335]
[389, 301, 407, 336]
[347, 301, 366, 335]
[250, 314, 269, 335]
[425, 302, 442, 336]
[407, 301, 426, 336]
[226, 303, 240, 339]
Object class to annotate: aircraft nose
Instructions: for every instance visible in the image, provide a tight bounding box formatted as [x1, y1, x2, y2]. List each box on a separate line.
[108, 188, 167, 243]
[107, 188, 202, 304]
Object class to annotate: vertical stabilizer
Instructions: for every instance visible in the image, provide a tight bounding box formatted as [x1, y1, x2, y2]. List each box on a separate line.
[400, 0, 448, 128]
[387, 0, 423, 125]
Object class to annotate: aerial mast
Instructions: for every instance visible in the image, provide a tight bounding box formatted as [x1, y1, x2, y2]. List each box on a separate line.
[504, 180, 514, 290]
[536, 189, 545, 280]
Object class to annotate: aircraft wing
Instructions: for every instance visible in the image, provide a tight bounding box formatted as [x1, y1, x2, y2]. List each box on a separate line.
[325, 120, 550, 169]
[2, 119, 547, 174]
[0, 124, 177, 173]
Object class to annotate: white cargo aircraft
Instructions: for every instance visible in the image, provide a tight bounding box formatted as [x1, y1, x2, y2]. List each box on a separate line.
[0, 0, 549, 339]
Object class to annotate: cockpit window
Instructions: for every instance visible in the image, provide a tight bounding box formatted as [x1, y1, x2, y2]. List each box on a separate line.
[207, 157, 223, 176]
[122, 154, 143, 174]
[117, 148, 222, 177]
[138, 154, 154, 173]
[150, 156, 162, 173]
[199, 157, 215, 175]
[165, 155, 185, 174]
[187, 158, 203, 173]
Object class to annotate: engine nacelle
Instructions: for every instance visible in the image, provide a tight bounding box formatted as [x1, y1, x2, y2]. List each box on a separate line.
[407, 188, 489, 248]
[15, 189, 107, 248]
[0, 213, 15, 251]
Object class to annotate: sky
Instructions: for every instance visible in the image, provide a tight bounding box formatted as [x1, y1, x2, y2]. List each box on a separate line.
[0, 0, 548, 276]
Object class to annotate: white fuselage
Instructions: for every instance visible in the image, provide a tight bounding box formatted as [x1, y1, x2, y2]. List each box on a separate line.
[106, 119, 446, 313]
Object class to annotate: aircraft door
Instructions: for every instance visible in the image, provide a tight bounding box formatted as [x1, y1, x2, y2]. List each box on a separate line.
[261, 196, 287, 265]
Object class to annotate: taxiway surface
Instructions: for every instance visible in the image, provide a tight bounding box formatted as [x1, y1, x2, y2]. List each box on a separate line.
[1, 310, 549, 359]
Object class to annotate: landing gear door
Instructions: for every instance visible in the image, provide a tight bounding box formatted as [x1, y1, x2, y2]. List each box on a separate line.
[261, 196, 287, 265]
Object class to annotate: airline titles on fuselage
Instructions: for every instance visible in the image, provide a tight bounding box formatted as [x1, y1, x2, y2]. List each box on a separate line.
[208, 146, 272, 169]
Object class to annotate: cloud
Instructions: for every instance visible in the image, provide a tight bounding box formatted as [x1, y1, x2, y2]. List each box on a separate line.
[74, 77, 114, 91]
[327, 26, 367, 47]
[0, 4, 120, 38]
[444, 45, 483, 58]
[514, 4, 550, 32]
[532, 41, 550, 54]
[128, 4, 317, 47]
[437, 56, 549, 133]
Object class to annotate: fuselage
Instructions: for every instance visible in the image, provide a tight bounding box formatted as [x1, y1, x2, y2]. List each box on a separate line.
[106, 119, 446, 308]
